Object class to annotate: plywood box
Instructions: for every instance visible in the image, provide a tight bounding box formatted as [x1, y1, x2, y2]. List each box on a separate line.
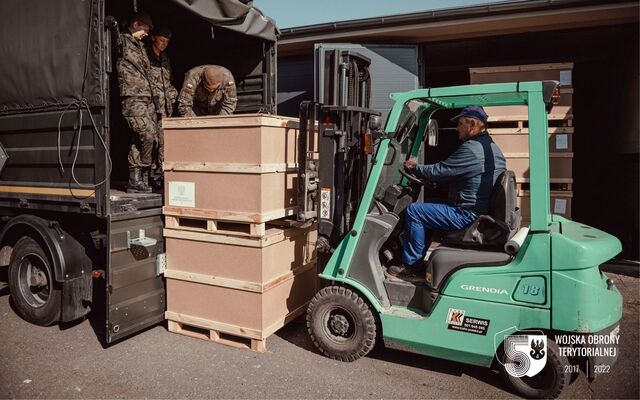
[484, 89, 573, 121]
[164, 114, 303, 167]
[470, 63, 574, 86]
[165, 262, 317, 335]
[506, 153, 573, 180]
[518, 191, 572, 219]
[165, 225, 317, 284]
[164, 170, 297, 218]
[491, 128, 573, 153]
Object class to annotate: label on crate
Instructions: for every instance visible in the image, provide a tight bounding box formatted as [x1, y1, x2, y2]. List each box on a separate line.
[554, 198, 568, 214]
[559, 70, 572, 86]
[168, 181, 195, 207]
[320, 188, 331, 219]
[555, 134, 569, 150]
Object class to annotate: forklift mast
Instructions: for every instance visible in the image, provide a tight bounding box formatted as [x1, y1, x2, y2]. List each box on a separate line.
[297, 49, 380, 268]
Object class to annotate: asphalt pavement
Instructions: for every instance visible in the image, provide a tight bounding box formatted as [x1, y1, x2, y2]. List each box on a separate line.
[0, 268, 638, 399]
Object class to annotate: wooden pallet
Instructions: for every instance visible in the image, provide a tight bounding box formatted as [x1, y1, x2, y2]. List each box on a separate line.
[516, 181, 573, 192]
[488, 115, 573, 129]
[165, 302, 309, 353]
[165, 214, 268, 236]
[167, 319, 267, 352]
[489, 126, 574, 135]
[163, 206, 297, 237]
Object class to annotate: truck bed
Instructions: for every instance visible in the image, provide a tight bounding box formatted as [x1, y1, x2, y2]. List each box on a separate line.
[109, 189, 163, 215]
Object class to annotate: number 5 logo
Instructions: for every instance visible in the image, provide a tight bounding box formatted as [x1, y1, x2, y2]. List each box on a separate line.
[495, 331, 547, 378]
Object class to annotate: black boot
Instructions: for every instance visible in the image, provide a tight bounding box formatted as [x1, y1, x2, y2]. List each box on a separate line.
[127, 167, 152, 193]
[150, 167, 163, 193]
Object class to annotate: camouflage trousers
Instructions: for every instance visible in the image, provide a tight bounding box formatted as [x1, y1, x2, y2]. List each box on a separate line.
[122, 97, 164, 169]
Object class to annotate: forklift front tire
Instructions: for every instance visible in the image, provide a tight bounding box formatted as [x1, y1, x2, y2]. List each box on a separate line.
[498, 338, 570, 399]
[306, 285, 377, 362]
[8, 236, 61, 326]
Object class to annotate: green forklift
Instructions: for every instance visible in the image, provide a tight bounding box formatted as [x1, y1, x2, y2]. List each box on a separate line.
[297, 68, 623, 398]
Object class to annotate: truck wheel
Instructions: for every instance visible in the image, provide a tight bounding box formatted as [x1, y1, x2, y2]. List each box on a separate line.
[8, 236, 61, 326]
[498, 339, 570, 399]
[306, 285, 377, 362]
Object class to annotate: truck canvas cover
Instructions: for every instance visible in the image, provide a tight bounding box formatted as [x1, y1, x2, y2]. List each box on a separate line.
[0, 0, 277, 116]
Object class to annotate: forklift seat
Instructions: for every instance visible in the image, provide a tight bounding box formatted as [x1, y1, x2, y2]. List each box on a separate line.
[440, 170, 521, 248]
[425, 171, 520, 292]
[426, 246, 512, 291]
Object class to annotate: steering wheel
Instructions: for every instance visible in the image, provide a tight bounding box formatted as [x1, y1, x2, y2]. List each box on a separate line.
[399, 168, 424, 186]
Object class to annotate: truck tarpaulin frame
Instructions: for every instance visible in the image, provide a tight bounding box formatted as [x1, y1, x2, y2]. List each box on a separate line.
[170, 0, 279, 42]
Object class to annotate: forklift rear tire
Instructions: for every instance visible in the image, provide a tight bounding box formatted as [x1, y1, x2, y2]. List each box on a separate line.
[8, 236, 61, 326]
[307, 285, 377, 362]
[498, 339, 570, 399]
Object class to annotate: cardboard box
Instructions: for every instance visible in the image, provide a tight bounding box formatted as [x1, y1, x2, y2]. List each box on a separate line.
[164, 170, 297, 217]
[484, 89, 573, 120]
[163, 114, 307, 167]
[470, 63, 574, 86]
[491, 128, 573, 153]
[518, 191, 573, 219]
[165, 225, 317, 283]
[166, 262, 317, 334]
[162, 114, 319, 220]
[506, 153, 573, 180]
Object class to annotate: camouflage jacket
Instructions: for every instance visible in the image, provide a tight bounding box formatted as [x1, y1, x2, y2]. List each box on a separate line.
[114, 31, 154, 99]
[147, 48, 178, 117]
[177, 65, 237, 117]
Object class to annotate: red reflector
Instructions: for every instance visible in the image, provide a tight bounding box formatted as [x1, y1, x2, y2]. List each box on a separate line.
[364, 132, 372, 155]
[552, 87, 560, 104]
[92, 270, 102, 279]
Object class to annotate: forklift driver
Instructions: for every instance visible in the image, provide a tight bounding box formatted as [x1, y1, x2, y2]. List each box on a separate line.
[391, 106, 506, 277]
[177, 65, 238, 117]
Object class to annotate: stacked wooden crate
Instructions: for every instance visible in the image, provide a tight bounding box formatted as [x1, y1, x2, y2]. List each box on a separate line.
[162, 114, 317, 352]
[470, 63, 575, 224]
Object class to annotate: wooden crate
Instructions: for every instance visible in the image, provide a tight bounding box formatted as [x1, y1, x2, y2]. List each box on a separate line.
[484, 88, 573, 120]
[164, 170, 297, 218]
[163, 114, 310, 167]
[164, 224, 317, 283]
[470, 63, 574, 86]
[505, 153, 573, 181]
[517, 191, 573, 219]
[162, 114, 318, 219]
[491, 127, 573, 153]
[165, 261, 317, 351]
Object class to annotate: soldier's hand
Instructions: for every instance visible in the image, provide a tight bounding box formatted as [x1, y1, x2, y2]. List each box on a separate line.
[404, 158, 417, 170]
[105, 16, 118, 30]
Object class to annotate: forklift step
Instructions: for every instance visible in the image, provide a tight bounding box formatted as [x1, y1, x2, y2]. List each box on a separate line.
[167, 319, 267, 353]
[383, 276, 426, 309]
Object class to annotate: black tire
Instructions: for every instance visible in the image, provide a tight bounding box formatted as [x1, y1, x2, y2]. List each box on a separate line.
[306, 285, 377, 362]
[498, 338, 570, 399]
[8, 236, 61, 326]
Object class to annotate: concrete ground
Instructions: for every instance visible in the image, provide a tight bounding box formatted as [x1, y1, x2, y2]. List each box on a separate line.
[0, 268, 637, 399]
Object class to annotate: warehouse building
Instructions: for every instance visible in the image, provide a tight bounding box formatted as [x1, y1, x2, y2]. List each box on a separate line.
[275, 0, 639, 260]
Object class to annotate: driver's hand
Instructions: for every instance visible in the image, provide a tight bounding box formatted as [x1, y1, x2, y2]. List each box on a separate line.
[404, 158, 417, 170]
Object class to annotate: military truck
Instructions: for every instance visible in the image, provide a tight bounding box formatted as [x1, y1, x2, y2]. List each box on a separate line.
[0, 0, 277, 343]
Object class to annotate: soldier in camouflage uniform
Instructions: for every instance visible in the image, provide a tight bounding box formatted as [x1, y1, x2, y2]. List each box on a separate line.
[111, 12, 159, 193]
[147, 25, 178, 189]
[177, 65, 237, 117]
